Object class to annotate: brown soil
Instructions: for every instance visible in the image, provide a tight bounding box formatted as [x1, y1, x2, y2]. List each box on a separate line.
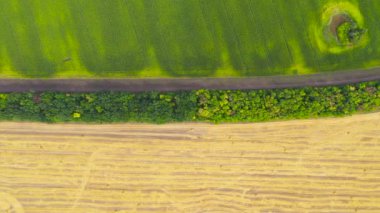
[0, 113, 380, 212]
[329, 14, 349, 37]
[0, 67, 379, 92]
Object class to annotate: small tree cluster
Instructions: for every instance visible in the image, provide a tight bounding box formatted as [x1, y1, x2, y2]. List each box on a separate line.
[337, 19, 365, 45]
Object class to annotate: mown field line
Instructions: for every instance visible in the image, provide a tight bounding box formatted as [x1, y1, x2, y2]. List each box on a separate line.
[246, 0, 272, 71]
[295, 0, 321, 71]
[0, 113, 379, 212]
[271, 0, 294, 66]
[0, 68, 379, 92]
[221, 0, 247, 70]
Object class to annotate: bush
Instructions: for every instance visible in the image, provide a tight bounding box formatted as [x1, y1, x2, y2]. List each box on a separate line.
[195, 82, 380, 122]
[337, 20, 365, 45]
[0, 82, 378, 123]
[337, 22, 352, 44]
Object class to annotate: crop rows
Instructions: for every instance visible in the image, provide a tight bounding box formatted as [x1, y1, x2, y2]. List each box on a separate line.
[0, 0, 379, 77]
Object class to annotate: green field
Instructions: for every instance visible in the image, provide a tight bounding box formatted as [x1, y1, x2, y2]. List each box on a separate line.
[0, 0, 380, 78]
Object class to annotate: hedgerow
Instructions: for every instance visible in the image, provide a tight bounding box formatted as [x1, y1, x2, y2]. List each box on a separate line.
[0, 81, 379, 123]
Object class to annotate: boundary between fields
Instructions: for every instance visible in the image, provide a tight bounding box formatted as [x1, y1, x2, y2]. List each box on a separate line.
[0, 68, 379, 92]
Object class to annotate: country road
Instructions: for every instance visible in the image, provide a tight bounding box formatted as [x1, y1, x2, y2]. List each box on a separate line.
[0, 67, 379, 92]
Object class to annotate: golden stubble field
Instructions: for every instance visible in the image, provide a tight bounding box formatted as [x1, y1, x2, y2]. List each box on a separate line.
[0, 113, 380, 212]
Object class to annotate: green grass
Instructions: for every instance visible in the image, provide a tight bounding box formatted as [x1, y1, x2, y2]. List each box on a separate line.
[0, 0, 380, 78]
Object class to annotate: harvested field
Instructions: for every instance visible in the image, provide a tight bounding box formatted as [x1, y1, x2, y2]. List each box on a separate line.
[1, 113, 380, 212]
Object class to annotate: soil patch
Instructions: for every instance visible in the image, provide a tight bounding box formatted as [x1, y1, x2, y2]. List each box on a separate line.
[0, 67, 379, 92]
[329, 14, 349, 37]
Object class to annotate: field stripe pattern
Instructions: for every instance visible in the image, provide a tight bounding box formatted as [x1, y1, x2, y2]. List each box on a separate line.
[1, 0, 380, 77]
[0, 113, 380, 212]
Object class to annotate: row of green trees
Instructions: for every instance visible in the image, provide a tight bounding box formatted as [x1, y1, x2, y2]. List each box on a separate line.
[0, 81, 378, 123]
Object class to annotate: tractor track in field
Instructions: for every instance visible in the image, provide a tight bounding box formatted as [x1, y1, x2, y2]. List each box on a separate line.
[0, 67, 379, 92]
[1, 113, 380, 212]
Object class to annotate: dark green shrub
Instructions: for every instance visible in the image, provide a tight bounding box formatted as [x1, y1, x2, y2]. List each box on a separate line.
[0, 82, 378, 123]
[337, 20, 365, 45]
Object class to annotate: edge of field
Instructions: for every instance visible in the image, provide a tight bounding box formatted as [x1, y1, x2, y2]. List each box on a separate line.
[0, 67, 379, 92]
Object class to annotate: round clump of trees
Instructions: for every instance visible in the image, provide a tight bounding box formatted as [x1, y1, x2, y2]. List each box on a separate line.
[310, 2, 368, 54]
[335, 15, 366, 46]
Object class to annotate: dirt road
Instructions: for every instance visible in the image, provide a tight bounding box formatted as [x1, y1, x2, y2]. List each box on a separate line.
[0, 113, 380, 212]
[0, 68, 379, 92]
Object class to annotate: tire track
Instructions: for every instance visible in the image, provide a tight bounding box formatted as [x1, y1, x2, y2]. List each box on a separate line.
[0, 67, 378, 92]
